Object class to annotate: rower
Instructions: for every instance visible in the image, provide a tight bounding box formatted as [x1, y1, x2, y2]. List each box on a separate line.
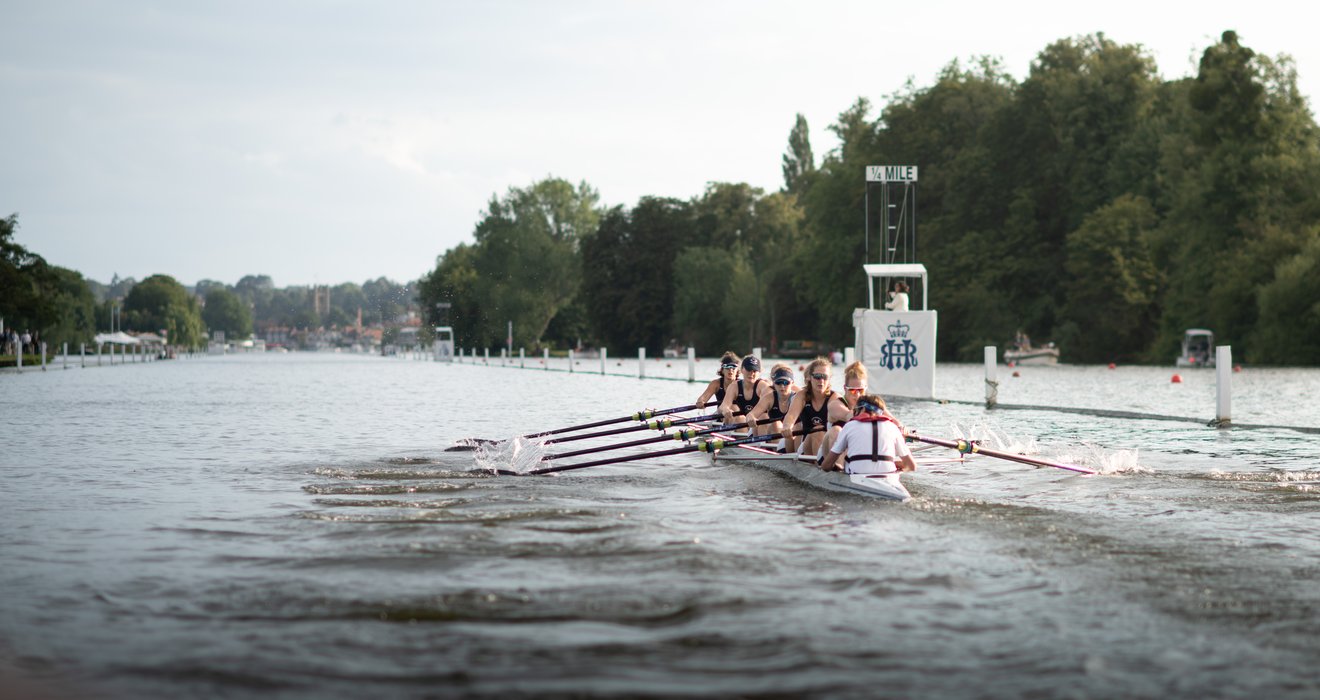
[826, 361, 904, 450]
[695, 351, 741, 413]
[745, 363, 798, 437]
[779, 357, 848, 457]
[820, 394, 916, 474]
[719, 355, 771, 427]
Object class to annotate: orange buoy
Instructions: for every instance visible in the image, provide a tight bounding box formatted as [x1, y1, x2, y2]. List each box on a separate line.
[1171, 374, 1182, 383]
[1107, 362, 1116, 370]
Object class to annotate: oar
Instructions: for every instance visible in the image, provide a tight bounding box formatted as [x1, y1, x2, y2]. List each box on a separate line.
[544, 418, 779, 461]
[447, 402, 717, 450]
[497, 432, 782, 476]
[542, 412, 721, 445]
[524, 401, 716, 439]
[909, 434, 1097, 475]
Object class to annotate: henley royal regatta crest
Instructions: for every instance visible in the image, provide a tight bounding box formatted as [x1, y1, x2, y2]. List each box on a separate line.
[853, 164, 938, 399]
[880, 320, 918, 371]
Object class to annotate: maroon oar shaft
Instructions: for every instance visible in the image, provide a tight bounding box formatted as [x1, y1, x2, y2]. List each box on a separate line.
[522, 432, 781, 475]
[543, 412, 720, 445]
[522, 401, 715, 439]
[910, 435, 1096, 475]
[545, 418, 776, 460]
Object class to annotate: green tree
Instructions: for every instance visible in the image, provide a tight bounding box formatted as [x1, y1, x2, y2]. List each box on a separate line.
[672, 246, 753, 353]
[782, 113, 816, 196]
[1147, 32, 1320, 360]
[202, 287, 253, 339]
[1252, 231, 1320, 363]
[465, 177, 601, 348]
[419, 243, 481, 346]
[1, 214, 97, 351]
[1, 213, 52, 337]
[41, 266, 98, 350]
[1061, 195, 1161, 362]
[581, 198, 695, 352]
[123, 274, 206, 347]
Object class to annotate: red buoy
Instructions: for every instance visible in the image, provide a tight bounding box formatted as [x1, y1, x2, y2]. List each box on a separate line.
[1171, 374, 1183, 383]
[1233, 364, 1242, 373]
[1107, 362, 1116, 370]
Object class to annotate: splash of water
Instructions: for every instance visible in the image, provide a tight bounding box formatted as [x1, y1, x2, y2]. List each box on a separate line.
[472, 437, 547, 475]
[939, 420, 1149, 475]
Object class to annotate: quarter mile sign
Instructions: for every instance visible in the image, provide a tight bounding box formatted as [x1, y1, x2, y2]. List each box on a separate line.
[865, 165, 918, 182]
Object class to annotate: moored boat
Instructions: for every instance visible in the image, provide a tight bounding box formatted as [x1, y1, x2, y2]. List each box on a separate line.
[1175, 328, 1215, 368]
[1004, 344, 1060, 366]
[1004, 331, 1059, 366]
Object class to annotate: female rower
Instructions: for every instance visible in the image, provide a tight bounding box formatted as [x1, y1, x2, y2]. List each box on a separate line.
[837, 361, 904, 432]
[819, 394, 916, 474]
[719, 355, 771, 427]
[695, 351, 741, 414]
[745, 362, 798, 438]
[780, 357, 849, 457]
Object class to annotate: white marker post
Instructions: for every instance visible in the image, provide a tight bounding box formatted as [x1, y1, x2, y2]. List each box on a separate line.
[1215, 346, 1232, 427]
[569, 349, 575, 373]
[638, 347, 646, 379]
[687, 347, 696, 382]
[984, 346, 998, 409]
[543, 348, 549, 370]
[600, 347, 608, 375]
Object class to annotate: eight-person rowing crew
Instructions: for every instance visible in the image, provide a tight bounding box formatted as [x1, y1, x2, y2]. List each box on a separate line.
[695, 352, 913, 476]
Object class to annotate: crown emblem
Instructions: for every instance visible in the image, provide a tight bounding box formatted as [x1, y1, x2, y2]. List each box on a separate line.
[887, 321, 910, 339]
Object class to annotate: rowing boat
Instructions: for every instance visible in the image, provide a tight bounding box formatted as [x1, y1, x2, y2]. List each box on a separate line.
[710, 438, 914, 501]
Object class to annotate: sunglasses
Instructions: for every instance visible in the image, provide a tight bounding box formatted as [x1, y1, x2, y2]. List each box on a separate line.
[773, 378, 791, 386]
[721, 364, 738, 370]
[845, 386, 866, 394]
[810, 373, 829, 380]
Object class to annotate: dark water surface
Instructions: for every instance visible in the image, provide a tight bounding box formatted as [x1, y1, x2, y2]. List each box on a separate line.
[2, 353, 1318, 698]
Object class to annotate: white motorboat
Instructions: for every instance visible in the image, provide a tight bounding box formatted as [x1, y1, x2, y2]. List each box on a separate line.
[1004, 342, 1059, 366]
[1176, 329, 1215, 368]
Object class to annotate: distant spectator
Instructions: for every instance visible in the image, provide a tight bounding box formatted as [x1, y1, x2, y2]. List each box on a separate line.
[885, 281, 910, 312]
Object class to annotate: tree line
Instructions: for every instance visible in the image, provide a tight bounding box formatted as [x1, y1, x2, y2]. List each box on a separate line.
[420, 31, 1320, 365]
[2, 215, 418, 352]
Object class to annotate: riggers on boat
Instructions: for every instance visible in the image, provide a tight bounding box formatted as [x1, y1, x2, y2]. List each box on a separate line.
[698, 424, 968, 502]
[709, 437, 913, 501]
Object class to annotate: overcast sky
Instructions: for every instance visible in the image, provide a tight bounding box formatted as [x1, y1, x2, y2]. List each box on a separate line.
[3, 1, 1315, 288]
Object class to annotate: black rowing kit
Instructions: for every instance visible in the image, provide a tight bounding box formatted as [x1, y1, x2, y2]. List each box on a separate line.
[712, 376, 734, 407]
[731, 378, 763, 416]
[767, 391, 792, 422]
[798, 391, 845, 435]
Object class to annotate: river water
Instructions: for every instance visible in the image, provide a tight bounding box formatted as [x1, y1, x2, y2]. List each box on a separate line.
[2, 353, 1318, 698]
